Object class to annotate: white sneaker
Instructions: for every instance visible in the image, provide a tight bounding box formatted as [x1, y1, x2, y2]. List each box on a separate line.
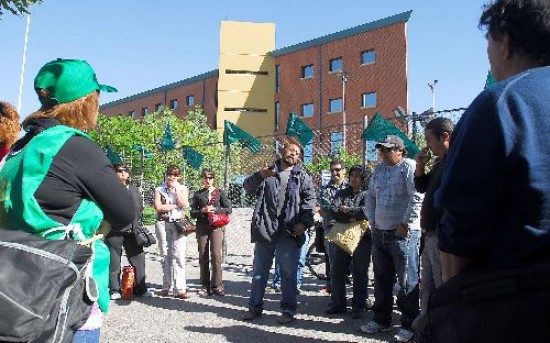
[360, 320, 391, 334]
[110, 292, 122, 300]
[394, 328, 414, 342]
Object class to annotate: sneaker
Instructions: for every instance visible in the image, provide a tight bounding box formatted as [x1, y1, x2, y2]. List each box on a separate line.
[277, 312, 295, 325]
[110, 291, 121, 300]
[272, 285, 281, 293]
[136, 290, 154, 298]
[241, 309, 262, 321]
[394, 328, 414, 342]
[360, 320, 391, 334]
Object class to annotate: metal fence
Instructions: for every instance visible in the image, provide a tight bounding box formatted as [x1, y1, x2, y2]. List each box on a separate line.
[127, 107, 467, 208]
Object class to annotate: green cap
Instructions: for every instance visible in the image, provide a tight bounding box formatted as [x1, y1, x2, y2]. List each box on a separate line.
[34, 58, 117, 105]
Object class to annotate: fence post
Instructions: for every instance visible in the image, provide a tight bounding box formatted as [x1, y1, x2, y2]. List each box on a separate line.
[362, 115, 368, 166]
[222, 144, 230, 262]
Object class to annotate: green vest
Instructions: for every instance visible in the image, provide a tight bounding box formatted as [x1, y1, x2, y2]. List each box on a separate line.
[0, 125, 111, 312]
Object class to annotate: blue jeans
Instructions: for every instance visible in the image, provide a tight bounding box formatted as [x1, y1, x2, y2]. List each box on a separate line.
[249, 236, 302, 315]
[371, 228, 420, 330]
[73, 329, 100, 343]
[272, 231, 309, 289]
[329, 231, 372, 313]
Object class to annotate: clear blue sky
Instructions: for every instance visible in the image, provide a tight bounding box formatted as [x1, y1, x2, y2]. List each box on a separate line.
[0, 0, 489, 120]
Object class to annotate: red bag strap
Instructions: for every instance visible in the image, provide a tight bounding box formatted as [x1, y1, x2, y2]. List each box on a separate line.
[207, 188, 221, 206]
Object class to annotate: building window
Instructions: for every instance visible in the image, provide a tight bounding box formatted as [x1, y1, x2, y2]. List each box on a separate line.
[329, 57, 343, 72]
[301, 103, 314, 117]
[329, 98, 342, 113]
[303, 141, 313, 164]
[301, 64, 314, 79]
[275, 65, 280, 92]
[362, 91, 377, 108]
[155, 103, 162, 112]
[141, 107, 148, 117]
[170, 99, 178, 110]
[361, 50, 376, 65]
[275, 102, 280, 131]
[129, 110, 136, 119]
[330, 131, 343, 155]
[186, 95, 195, 106]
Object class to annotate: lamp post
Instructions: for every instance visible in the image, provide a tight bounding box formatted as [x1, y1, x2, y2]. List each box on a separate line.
[340, 72, 349, 149]
[428, 79, 438, 111]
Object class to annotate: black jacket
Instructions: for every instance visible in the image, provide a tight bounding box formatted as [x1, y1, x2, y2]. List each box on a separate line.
[190, 188, 232, 226]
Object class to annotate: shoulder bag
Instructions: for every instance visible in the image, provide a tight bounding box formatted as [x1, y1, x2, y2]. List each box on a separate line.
[174, 216, 196, 235]
[134, 225, 157, 247]
[207, 188, 230, 228]
[325, 220, 369, 255]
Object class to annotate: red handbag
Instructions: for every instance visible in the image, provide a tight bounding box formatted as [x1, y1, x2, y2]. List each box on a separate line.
[207, 188, 230, 227]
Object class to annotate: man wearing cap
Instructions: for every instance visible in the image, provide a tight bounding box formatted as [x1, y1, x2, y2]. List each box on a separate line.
[361, 135, 422, 343]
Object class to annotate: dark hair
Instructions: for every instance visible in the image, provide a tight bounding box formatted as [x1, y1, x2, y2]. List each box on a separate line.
[113, 163, 129, 172]
[201, 168, 215, 178]
[329, 159, 343, 168]
[166, 165, 180, 176]
[348, 165, 368, 182]
[479, 0, 550, 64]
[425, 117, 455, 137]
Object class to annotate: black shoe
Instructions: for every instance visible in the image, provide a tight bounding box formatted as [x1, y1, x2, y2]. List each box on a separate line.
[325, 307, 347, 315]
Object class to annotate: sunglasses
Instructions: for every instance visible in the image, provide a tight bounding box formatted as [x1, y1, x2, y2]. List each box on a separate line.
[115, 169, 128, 173]
[331, 168, 343, 173]
[203, 176, 215, 180]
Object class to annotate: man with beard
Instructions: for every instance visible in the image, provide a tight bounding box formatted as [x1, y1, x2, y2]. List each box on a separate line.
[241, 141, 316, 325]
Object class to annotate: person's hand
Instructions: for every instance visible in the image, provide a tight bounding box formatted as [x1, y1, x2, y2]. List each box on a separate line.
[395, 223, 409, 238]
[416, 147, 431, 168]
[259, 165, 277, 178]
[293, 222, 307, 236]
[201, 205, 215, 213]
[166, 179, 178, 189]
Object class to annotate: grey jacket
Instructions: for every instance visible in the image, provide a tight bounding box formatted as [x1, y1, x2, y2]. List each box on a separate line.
[243, 161, 316, 244]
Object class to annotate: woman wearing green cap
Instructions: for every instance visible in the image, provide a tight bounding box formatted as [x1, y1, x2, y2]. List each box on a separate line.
[0, 59, 133, 343]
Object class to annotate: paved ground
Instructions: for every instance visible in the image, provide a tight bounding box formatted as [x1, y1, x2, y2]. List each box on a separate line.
[101, 209, 400, 343]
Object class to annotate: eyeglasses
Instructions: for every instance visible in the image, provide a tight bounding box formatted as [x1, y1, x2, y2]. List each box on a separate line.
[203, 176, 215, 180]
[115, 169, 128, 173]
[330, 168, 342, 173]
[167, 173, 180, 177]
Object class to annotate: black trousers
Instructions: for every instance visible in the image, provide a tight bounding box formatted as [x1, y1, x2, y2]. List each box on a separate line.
[105, 232, 147, 294]
[427, 262, 550, 343]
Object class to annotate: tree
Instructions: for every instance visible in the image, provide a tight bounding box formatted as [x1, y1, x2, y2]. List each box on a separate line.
[0, 0, 42, 18]
[89, 105, 223, 192]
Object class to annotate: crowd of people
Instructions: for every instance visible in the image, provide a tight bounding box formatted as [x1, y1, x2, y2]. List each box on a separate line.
[1, 1, 549, 342]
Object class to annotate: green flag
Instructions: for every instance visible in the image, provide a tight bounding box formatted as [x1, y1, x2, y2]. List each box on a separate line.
[362, 113, 420, 159]
[223, 120, 262, 154]
[132, 144, 154, 158]
[160, 122, 176, 151]
[286, 113, 314, 146]
[484, 70, 496, 89]
[182, 147, 204, 170]
[105, 145, 123, 165]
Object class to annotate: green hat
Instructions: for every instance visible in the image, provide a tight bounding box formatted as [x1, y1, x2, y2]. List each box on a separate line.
[34, 58, 117, 105]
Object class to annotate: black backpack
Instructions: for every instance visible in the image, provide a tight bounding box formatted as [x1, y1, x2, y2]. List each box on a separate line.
[0, 229, 97, 343]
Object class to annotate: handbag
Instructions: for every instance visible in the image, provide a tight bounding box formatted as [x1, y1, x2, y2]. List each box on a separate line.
[207, 188, 230, 228]
[134, 225, 157, 247]
[174, 217, 196, 235]
[325, 220, 369, 255]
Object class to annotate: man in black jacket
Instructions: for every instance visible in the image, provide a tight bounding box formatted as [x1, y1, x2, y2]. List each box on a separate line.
[241, 141, 316, 324]
[105, 163, 152, 299]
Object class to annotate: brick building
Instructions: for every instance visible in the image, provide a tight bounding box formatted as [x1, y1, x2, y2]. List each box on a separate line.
[100, 11, 411, 152]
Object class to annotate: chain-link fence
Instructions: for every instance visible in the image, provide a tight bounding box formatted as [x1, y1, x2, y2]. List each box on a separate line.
[125, 108, 466, 208]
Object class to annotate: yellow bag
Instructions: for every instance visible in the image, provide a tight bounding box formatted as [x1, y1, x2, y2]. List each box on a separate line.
[326, 220, 369, 255]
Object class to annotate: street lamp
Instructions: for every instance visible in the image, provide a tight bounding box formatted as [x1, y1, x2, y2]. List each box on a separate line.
[393, 106, 435, 143]
[340, 72, 349, 149]
[428, 80, 438, 111]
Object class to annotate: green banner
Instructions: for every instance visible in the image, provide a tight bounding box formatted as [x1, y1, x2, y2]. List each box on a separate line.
[362, 113, 420, 159]
[286, 112, 314, 147]
[223, 120, 262, 154]
[182, 146, 204, 170]
[160, 122, 176, 151]
[104, 145, 123, 165]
